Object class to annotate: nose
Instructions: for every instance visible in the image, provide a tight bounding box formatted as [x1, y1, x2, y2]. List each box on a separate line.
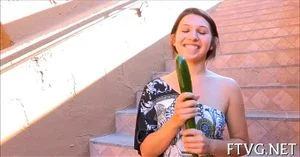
[189, 30, 199, 41]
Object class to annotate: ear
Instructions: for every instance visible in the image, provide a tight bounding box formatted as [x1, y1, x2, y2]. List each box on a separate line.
[169, 34, 175, 46]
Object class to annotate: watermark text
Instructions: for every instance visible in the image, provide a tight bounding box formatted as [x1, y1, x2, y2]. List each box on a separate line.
[227, 143, 297, 156]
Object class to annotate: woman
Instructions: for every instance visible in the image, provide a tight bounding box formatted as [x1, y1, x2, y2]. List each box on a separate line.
[134, 8, 249, 157]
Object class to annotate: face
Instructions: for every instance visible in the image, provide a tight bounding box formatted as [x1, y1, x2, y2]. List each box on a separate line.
[172, 14, 212, 62]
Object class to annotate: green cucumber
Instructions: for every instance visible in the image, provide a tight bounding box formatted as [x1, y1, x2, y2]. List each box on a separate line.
[176, 55, 196, 129]
[176, 55, 198, 157]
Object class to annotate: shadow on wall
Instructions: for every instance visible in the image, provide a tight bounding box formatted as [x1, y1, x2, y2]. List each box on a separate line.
[0, 34, 171, 156]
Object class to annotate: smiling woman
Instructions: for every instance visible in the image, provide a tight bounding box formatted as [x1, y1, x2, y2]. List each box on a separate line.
[134, 8, 249, 157]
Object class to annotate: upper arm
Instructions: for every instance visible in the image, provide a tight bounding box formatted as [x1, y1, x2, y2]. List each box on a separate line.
[134, 84, 158, 154]
[225, 79, 249, 142]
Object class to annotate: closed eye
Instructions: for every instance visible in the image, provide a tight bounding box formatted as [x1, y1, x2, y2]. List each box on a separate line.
[197, 28, 209, 35]
[198, 31, 207, 35]
[181, 29, 189, 33]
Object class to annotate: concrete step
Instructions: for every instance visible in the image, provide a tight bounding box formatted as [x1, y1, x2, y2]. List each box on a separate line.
[116, 108, 137, 136]
[215, 10, 299, 29]
[213, 4, 299, 27]
[218, 35, 299, 54]
[136, 85, 299, 112]
[214, 0, 283, 12]
[89, 133, 138, 157]
[213, 66, 299, 86]
[221, 111, 300, 145]
[165, 49, 299, 72]
[244, 112, 299, 151]
[218, 25, 299, 42]
[154, 66, 299, 87]
[212, 0, 297, 21]
[216, 16, 299, 34]
[208, 49, 299, 69]
[242, 85, 299, 112]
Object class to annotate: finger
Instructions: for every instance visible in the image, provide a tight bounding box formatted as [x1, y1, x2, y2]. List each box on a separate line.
[185, 93, 200, 101]
[194, 95, 200, 100]
[181, 128, 199, 136]
[184, 142, 209, 154]
[177, 108, 197, 115]
[183, 99, 198, 107]
[178, 113, 197, 121]
[177, 92, 198, 102]
[182, 136, 197, 143]
[176, 100, 198, 109]
[184, 143, 205, 149]
[185, 148, 207, 157]
[185, 148, 208, 156]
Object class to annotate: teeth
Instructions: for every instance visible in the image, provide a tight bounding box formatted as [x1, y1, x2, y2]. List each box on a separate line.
[185, 45, 199, 49]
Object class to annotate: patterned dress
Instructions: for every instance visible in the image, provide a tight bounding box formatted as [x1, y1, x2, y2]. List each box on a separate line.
[134, 78, 227, 157]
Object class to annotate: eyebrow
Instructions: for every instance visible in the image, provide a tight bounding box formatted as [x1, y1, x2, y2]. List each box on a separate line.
[181, 24, 209, 29]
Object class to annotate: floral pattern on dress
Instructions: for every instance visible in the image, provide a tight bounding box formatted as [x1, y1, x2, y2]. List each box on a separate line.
[134, 78, 227, 157]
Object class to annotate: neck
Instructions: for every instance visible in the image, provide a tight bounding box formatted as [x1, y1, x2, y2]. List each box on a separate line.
[186, 60, 208, 78]
[171, 59, 209, 84]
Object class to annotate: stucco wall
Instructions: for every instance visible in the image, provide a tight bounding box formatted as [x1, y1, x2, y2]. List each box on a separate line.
[1, 13, 167, 157]
[1, 36, 169, 156]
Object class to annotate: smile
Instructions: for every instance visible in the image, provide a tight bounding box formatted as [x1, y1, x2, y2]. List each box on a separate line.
[184, 44, 200, 49]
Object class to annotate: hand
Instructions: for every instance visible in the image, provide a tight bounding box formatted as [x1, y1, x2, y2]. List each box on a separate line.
[181, 129, 211, 156]
[170, 92, 199, 128]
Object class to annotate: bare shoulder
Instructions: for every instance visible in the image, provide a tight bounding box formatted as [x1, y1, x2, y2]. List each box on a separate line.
[208, 70, 241, 91]
[211, 71, 249, 144]
[208, 70, 238, 85]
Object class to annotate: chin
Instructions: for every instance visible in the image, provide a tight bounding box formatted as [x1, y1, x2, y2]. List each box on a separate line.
[179, 53, 203, 62]
[184, 56, 205, 63]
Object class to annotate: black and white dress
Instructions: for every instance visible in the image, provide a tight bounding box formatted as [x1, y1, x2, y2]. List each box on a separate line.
[134, 78, 227, 157]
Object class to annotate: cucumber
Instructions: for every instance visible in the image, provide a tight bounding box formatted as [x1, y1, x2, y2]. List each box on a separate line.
[176, 55, 198, 157]
[176, 55, 196, 129]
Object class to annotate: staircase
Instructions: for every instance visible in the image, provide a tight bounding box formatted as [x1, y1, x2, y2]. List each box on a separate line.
[90, 0, 300, 156]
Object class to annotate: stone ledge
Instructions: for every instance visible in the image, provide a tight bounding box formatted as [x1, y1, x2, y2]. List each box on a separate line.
[247, 111, 300, 121]
[90, 133, 134, 148]
[116, 108, 137, 115]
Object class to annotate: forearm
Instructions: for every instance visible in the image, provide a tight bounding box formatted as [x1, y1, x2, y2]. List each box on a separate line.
[209, 138, 249, 156]
[140, 117, 180, 157]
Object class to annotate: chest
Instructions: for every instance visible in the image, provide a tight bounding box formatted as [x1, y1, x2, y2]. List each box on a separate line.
[193, 82, 228, 113]
[168, 77, 229, 113]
